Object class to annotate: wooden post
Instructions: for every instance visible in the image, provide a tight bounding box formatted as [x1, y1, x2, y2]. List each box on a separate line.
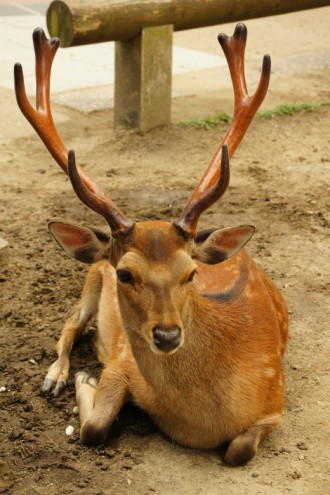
[47, 0, 330, 47]
[114, 25, 173, 132]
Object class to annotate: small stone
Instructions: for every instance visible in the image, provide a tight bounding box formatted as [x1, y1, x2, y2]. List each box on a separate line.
[0, 461, 15, 491]
[0, 237, 9, 264]
[298, 454, 305, 460]
[251, 472, 259, 478]
[73, 406, 79, 415]
[291, 469, 302, 479]
[280, 447, 291, 453]
[296, 442, 308, 451]
[0, 386, 6, 392]
[65, 425, 74, 436]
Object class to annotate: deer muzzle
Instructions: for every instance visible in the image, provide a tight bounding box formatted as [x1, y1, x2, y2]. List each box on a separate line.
[152, 325, 182, 353]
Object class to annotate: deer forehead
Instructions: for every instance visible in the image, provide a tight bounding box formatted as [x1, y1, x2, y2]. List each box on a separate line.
[130, 221, 189, 261]
[117, 222, 196, 283]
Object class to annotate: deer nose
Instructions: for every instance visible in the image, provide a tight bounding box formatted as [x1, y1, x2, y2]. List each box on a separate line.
[152, 325, 182, 352]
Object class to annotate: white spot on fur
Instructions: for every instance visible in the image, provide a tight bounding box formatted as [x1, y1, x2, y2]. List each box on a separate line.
[264, 367, 276, 378]
[244, 285, 254, 299]
[277, 311, 283, 322]
[119, 343, 128, 360]
[278, 373, 284, 387]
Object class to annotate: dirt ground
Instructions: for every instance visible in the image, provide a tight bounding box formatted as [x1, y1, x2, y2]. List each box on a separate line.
[1, 14, 330, 495]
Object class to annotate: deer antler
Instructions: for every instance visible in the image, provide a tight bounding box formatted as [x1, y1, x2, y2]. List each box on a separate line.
[174, 23, 271, 236]
[14, 28, 134, 237]
[67, 150, 134, 235]
[174, 145, 230, 238]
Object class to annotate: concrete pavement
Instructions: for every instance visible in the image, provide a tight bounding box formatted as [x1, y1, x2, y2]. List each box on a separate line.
[0, 1, 329, 115]
[0, 0, 226, 112]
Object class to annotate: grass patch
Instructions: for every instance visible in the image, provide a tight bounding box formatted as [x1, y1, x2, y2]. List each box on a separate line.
[178, 101, 330, 129]
[178, 112, 231, 129]
[258, 101, 330, 119]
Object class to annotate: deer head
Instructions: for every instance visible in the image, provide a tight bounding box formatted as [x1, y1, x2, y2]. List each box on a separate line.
[14, 25, 270, 354]
[47, 147, 253, 355]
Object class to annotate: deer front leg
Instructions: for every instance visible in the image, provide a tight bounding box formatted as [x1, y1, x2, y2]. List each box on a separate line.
[224, 414, 282, 466]
[75, 361, 129, 445]
[41, 312, 87, 396]
[41, 266, 102, 396]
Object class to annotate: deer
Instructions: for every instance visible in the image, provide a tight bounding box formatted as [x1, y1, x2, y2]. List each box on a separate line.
[14, 24, 288, 466]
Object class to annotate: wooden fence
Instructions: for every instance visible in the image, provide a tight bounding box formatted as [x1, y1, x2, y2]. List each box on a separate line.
[47, 0, 330, 131]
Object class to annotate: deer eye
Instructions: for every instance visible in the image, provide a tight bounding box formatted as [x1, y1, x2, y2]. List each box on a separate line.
[187, 270, 197, 283]
[117, 269, 134, 285]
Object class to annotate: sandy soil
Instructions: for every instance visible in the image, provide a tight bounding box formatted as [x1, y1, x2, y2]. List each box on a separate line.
[1, 14, 330, 495]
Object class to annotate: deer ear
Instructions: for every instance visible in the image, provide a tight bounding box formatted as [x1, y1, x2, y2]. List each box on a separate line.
[48, 222, 110, 264]
[193, 225, 255, 265]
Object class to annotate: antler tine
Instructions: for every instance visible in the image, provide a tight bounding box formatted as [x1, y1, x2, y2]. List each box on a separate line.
[217, 24, 271, 158]
[219, 23, 248, 106]
[175, 23, 271, 236]
[33, 28, 59, 114]
[14, 29, 68, 175]
[174, 145, 230, 236]
[15, 28, 99, 191]
[15, 28, 133, 236]
[68, 151, 135, 237]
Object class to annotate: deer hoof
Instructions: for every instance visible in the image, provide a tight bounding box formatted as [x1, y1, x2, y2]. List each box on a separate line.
[40, 377, 66, 397]
[40, 377, 55, 394]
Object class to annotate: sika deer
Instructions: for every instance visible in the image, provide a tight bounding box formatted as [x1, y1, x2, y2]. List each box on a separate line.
[15, 24, 288, 465]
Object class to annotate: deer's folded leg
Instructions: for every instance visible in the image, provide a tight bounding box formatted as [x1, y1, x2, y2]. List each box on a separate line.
[75, 361, 129, 445]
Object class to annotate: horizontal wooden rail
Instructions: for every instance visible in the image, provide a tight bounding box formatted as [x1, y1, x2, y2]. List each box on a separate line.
[46, 0, 330, 132]
[47, 0, 330, 47]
